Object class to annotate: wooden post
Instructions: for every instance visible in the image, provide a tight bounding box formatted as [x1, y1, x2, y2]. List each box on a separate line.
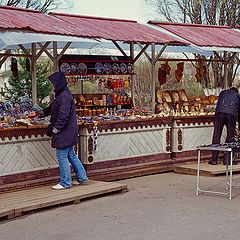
[223, 51, 228, 89]
[130, 43, 135, 107]
[31, 43, 37, 105]
[151, 43, 156, 113]
[53, 41, 58, 72]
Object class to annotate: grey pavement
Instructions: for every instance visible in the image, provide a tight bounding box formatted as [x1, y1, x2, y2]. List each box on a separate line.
[1, 172, 240, 240]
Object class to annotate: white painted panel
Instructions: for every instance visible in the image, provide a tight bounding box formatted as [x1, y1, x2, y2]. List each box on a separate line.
[0, 138, 57, 176]
[93, 126, 165, 162]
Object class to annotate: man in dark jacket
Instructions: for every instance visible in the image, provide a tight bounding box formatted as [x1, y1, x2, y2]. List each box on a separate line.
[208, 87, 240, 165]
[43, 71, 88, 189]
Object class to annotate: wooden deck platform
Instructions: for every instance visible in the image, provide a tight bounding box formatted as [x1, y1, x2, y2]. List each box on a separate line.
[174, 162, 240, 176]
[0, 180, 127, 220]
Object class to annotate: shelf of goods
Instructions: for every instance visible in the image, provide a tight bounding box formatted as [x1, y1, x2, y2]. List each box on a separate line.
[59, 54, 133, 118]
[155, 88, 225, 164]
[78, 116, 173, 181]
[74, 93, 132, 117]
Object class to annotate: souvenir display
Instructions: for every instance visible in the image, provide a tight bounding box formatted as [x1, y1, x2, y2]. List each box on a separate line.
[95, 62, 104, 74]
[70, 63, 79, 74]
[120, 63, 127, 74]
[78, 63, 87, 74]
[156, 88, 218, 117]
[104, 63, 112, 74]
[60, 62, 71, 74]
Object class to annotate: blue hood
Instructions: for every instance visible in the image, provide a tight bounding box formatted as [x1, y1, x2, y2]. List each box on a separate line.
[49, 72, 67, 94]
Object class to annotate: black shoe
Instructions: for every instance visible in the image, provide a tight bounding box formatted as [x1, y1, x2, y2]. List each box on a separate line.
[208, 159, 218, 165]
[223, 160, 239, 166]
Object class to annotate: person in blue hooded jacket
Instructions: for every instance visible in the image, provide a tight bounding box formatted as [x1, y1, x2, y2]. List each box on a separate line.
[208, 87, 240, 165]
[43, 71, 88, 190]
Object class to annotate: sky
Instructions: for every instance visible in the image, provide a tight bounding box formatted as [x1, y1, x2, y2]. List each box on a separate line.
[61, 0, 158, 23]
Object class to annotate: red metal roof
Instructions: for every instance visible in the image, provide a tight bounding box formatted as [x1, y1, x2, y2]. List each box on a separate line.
[148, 21, 240, 48]
[0, 6, 80, 36]
[0, 6, 187, 45]
[49, 12, 188, 45]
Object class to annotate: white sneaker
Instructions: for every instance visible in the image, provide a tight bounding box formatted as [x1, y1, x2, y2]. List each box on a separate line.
[52, 183, 66, 190]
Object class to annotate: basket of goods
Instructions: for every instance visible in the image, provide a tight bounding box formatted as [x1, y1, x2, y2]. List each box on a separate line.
[162, 90, 172, 103]
[208, 95, 217, 104]
[163, 102, 171, 113]
[178, 89, 188, 102]
[171, 91, 180, 104]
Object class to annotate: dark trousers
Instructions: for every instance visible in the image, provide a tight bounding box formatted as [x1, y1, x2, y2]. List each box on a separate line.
[211, 113, 236, 161]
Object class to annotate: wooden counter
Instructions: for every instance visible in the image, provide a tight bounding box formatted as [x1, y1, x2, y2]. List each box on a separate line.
[0, 125, 57, 190]
[79, 117, 173, 181]
[171, 115, 226, 164]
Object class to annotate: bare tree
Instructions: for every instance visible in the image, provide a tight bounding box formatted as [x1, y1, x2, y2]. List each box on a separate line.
[0, 0, 72, 13]
[145, 0, 240, 88]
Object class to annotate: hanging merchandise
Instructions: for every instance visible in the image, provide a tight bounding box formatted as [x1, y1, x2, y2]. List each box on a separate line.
[11, 57, 18, 80]
[195, 60, 207, 82]
[158, 61, 171, 86]
[26, 58, 31, 72]
[175, 62, 184, 82]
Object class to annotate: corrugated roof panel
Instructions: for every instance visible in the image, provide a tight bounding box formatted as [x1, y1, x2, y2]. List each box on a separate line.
[48, 13, 188, 45]
[0, 6, 187, 45]
[0, 6, 95, 37]
[148, 21, 240, 48]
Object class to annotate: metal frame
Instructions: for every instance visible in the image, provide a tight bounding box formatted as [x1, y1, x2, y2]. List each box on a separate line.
[196, 145, 236, 199]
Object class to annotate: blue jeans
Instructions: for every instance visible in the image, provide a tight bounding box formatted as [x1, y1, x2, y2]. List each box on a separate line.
[56, 146, 88, 188]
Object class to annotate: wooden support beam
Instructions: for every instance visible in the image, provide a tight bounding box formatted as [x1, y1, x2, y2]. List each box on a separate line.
[57, 42, 72, 61]
[112, 41, 128, 56]
[156, 58, 225, 63]
[31, 43, 37, 105]
[133, 44, 149, 63]
[137, 43, 151, 62]
[154, 43, 168, 64]
[0, 52, 30, 58]
[18, 44, 31, 56]
[151, 43, 156, 113]
[36, 42, 51, 60]
[53, 41, 58, 72]
[223, 51, 228, 89]
[130, 43, 135, 107]
[0, 50, 11, 67]
[37, 43, 54, 61]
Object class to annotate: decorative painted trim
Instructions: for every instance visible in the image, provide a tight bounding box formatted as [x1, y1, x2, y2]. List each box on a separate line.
[166, 129, 171, 152]
[0, 126, 48, 141]
[88, 136, 93, 155]
[174, 115, 214, 126]
[177, 128, 183, 151]
[97, 117, 173, 133]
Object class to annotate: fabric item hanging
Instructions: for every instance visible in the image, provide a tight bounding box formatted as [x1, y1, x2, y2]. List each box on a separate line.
[26, 58, 31, 72]
[11, 57, 18, 80]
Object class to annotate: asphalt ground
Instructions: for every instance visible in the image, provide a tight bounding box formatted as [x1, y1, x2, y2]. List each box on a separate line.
[1, 172, 240, 240]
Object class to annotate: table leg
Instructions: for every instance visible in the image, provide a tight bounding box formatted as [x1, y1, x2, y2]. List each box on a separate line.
[196, 149, 201, 196]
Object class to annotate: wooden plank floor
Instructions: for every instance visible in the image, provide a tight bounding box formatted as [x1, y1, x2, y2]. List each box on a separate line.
[0, 180, 127, 220]
[174, 162, 240, 176]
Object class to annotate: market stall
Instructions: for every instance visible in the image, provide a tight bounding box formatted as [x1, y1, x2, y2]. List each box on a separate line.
[1, 6, 240, 189]
[0, 6, 188, 189]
